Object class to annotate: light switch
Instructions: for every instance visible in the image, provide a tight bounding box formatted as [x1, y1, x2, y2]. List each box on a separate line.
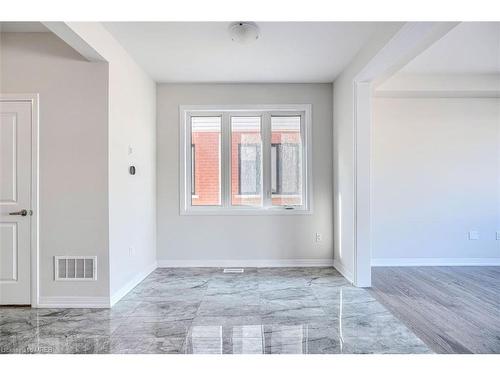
[496, 231, 500, 241]
[315, 233, 322, 242]
[468, 231, 479, 240]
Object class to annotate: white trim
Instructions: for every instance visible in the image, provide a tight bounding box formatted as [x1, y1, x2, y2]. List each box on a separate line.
[0, 94, 39, 307]
[372, 258, 500, 267]
[373, 90, 500, 98]
[179, 104, 313, 215]
[37, 262, 158, 308]
[180, 104, 312, 112]
[234, 194, 261, 199]
[352, 82, 372, 288]
[347, 23, 458, 288]
[176, 207, 313, 216]
[109, 262, 157, 306]
[37, 296, 110, 309]
[333, 259, 354, 284]
[158, 259, 333, 268]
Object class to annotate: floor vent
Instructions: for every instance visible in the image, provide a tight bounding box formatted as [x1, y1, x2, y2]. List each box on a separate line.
[54, 256, 97, 281]
[223, 268, 244, 273]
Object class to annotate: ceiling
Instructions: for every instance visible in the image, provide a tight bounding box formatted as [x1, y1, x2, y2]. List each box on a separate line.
[103, 22, 380, 83]
[2, 22, 499, 80]
[401, 22, 500, 75]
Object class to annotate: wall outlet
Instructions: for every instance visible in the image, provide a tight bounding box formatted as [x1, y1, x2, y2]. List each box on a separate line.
[468, 231, 479, 240]
[315, 233, 322, 242]
[496, 231, 500, 241]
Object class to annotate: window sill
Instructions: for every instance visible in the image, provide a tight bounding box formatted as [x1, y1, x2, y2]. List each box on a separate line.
[271, 194, 301, 198]
[180, 207, 313, 216]
[233, 194, 302, 199]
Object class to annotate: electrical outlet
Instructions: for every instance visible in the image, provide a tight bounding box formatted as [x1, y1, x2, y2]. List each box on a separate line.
[468, 231, 479, 240]
[315, 233, 322, 242]
[496, 231, 500, 241]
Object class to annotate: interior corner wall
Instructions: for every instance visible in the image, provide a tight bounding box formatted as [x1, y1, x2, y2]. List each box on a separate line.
[372, 96, 500, 264]
[156, 83, 333, 264]
[0, 32, 110, 299]
[332, 23, 403, 282]
[65, 23, 157, 300]
[106, 53, 156, 299]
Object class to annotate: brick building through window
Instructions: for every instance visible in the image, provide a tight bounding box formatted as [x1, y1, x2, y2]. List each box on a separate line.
[191, 115, 302, 207]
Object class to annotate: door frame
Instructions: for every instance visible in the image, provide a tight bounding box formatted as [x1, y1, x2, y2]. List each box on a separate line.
[0, 94, 39, 307]
[347, 23, 459, 287]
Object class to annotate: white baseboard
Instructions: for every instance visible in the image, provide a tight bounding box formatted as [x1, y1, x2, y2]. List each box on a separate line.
[110, 262, 157, 306]
[157, 259, 334, 268]
[371, 258, 500, 267]
[37, 296, 110, 308]
[36, 262, 158, 309]
[333, 259, 354, 284]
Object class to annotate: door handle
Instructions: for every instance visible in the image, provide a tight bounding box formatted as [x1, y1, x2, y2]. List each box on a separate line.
[9, 209, 32, 216]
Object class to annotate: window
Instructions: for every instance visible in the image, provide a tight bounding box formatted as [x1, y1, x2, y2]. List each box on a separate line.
[271, 116, 303, 206]
[232, 116, 262, 206]
[271, 143, 300, 194]
[238, 144, 261, 195]
[180, 105, 311, 214]
[190, 116, 221, 206]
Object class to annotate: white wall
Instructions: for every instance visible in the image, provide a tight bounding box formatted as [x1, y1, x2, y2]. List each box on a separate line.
[376, 73, 500, 96]
[333, 23, 404, 282]
[0, 32, 110, 298]
[372, 97, 500, 264]
[157, 83, 333, 265]
[65, 23, 157, 300]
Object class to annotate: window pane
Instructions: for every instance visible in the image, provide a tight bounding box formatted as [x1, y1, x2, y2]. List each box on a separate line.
[191, 145, 195, 194]
[231, 117, 263, 206]
[191, 116, 221, 206]
[271, 145, 277, 193]
[271, 116, 303, 206]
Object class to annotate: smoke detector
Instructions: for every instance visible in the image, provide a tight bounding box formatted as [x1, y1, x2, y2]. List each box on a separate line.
[229, 22, 260, 44]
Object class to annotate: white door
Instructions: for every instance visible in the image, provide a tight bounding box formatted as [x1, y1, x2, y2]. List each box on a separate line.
[0, 100, 33, 305]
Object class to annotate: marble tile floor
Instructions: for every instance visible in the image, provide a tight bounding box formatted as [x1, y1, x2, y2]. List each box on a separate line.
[0, 267, 431, 354]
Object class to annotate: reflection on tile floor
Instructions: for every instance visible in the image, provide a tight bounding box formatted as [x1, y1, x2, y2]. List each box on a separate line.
[0, 267, 431, 354]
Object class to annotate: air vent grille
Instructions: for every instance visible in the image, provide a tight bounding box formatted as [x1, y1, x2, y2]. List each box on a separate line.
[223, 268, 244, 273]
[54, 256, 97, 281]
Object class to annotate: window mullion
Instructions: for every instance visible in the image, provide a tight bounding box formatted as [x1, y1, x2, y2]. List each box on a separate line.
[186, 114, 193, 209]
[262, 112, 272, 208]
[300, 112, 307, 209]
[222, 112, 231, 208]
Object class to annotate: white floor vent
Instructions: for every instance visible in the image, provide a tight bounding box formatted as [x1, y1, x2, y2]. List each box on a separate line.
[223, 268, 244, 273]
[54, 256, 97, 281]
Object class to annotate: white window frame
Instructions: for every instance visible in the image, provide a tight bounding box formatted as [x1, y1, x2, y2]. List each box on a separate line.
[179, 104, 312, 215]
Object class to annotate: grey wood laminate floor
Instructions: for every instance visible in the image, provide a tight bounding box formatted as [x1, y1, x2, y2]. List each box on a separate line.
[370, 266, 500, 354]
